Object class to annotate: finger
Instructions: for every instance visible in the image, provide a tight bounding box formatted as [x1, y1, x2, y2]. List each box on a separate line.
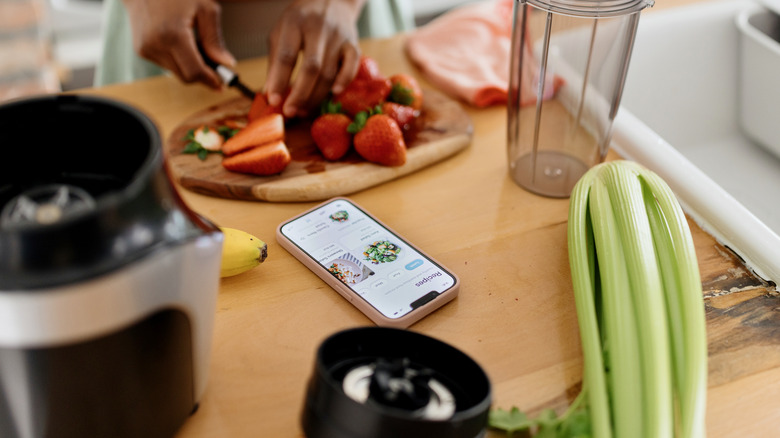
[266, 22, 302, 108]
[171, 31, 224, 89]
[137, 21, 223, 89]
[282, 25, 331, 117]
[331, 43, 360, 95]
[301, 44, 346, 113]
[160, 51, 186, 82]
[195, 1, 236, 67]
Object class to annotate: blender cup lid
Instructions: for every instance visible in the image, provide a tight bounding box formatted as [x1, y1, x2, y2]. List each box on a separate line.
[302, 327, 492, 438]
[525, 0, 654, 17]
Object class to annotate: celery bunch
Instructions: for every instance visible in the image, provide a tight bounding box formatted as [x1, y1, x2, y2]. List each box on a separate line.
[491, 160, 707, 437]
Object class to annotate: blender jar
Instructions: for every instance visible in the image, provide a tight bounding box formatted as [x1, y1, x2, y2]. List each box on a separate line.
[507, 0, 654, 197]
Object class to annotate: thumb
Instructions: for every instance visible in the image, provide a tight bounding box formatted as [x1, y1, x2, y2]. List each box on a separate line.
[195, 2, 236, 67]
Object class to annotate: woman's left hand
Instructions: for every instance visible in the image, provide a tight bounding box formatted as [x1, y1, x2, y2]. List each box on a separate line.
[264, 0, 366, 118]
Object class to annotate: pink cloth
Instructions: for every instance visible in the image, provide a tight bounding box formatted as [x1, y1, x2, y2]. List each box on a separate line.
[405, 0, 562, 108]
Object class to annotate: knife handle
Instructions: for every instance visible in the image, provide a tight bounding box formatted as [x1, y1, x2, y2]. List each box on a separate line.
[197, 42, 220, 70]
[196, 42, 255, 99]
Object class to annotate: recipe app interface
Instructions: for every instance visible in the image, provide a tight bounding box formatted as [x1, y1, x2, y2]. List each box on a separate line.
[280, 199, 456, 319]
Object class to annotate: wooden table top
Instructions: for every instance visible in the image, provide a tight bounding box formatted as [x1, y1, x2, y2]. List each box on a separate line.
[78, 1, 780, 436]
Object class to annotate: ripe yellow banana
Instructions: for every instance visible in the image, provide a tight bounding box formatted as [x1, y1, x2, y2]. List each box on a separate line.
[219, 227, 268, 278]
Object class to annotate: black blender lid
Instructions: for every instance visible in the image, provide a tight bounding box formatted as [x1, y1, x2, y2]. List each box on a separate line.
[302, 327, 492, 438]
[0, 94, 206, 290]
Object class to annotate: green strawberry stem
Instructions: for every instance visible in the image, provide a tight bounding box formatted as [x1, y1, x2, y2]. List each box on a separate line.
[347, 106, 383, 134]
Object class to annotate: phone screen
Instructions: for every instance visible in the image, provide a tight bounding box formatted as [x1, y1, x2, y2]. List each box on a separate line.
[278, 199, 457, 320]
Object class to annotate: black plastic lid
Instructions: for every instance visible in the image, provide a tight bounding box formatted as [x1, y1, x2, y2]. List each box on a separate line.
[302, 327, 492, 438]
[0, 95, 211, 290]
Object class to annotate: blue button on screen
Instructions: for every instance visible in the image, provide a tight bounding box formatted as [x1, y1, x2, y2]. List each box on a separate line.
[405, 259, 424, 270]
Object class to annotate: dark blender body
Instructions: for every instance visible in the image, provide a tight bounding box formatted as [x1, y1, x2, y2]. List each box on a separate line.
[0, 95, 223, 438]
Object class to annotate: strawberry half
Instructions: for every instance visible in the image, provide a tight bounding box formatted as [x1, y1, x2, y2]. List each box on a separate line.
[221, 113, 284, 156]
[248, 92, 284, 122]
[388, 74, 423, 111]
[351, 113, 406, 167]
[192, 125, 224, 151]
[221, 140, 291, 175]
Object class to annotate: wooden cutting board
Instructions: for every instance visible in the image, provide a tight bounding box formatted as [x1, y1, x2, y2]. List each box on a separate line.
[165, 88, 472, 202]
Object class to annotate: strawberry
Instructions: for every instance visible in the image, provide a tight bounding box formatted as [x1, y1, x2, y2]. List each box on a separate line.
[311, 110, 353, 161]
[388, 74, 423, 111]
[380, 102, 417, 131]
[221, 140, 291, 175]
[221, 113, 284, 156]
[192, 125, 224, 151]
[248, 92, 285, 122]
[333, 77, 392, 117]
[354, 55, 383, 81]
[222, 119, 247, 130]
[350, 112, 406, 167]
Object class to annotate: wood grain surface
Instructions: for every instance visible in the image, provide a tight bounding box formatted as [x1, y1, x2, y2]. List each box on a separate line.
[75, 1, 780, 435]
[165, 88, 473, 202]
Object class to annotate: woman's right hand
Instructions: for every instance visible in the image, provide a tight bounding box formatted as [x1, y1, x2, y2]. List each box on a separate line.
[122, 0, 236, 89]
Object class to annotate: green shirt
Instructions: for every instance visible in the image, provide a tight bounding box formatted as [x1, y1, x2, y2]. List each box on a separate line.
[94, 0, 414, 86]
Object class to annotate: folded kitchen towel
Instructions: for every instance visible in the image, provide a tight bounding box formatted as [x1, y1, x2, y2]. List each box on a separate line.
[405, 0, 562, 108]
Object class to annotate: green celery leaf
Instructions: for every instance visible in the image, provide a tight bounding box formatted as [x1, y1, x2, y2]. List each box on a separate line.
[489, 407, 534, 434]
[559, 409, 591, 438]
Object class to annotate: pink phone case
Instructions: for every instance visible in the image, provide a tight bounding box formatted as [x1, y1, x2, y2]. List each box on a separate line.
[276, 197, 459, 328]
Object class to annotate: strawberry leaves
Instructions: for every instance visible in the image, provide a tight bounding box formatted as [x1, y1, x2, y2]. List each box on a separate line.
[320, 99, 344, 115]
[388, 82, 415, 107]
[182, 127, 222, 161]
[216, 125, 239, 139]
[347, 106, 382, 134]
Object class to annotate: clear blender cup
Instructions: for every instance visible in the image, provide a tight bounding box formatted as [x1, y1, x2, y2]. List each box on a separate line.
[507, 0, 654, 197]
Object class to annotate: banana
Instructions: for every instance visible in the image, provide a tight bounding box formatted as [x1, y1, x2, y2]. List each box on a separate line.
[219, 227, 268, 278]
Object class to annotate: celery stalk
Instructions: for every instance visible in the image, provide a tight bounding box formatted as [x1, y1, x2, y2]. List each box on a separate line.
[635, 165, 708, 438]
[567, 168, 612, 438]
[642, 181, 686, 398]
[567, 160, 706, 438]
[589, 172, 645, 437]
[602, 164, 674, 438]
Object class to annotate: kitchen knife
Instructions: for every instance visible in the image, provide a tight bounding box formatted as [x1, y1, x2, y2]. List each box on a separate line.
[199, 46, 256, 100]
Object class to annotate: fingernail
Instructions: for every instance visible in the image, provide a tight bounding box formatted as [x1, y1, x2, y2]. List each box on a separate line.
[268, 93, 281, 106]
[331, 85, 344, 95]
[283, 105, 297, 118]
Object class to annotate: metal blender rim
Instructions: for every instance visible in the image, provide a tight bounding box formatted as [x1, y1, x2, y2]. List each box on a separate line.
[523, 0, 654, 17]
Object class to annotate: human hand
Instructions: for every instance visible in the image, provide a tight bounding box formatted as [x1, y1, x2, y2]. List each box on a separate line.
[122, 0, 236, 89]
[265, 0, 366, 118]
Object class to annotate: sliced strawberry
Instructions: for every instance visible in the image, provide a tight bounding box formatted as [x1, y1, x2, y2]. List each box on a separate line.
[352, 113, 406, 167]
[380, 102, 417, 131]
[221, 113, 284, 156]
[192, 125, 224, 151]
[388, 74, 423, 111]
[222, 119, 247, 130]
[311, 113, 353, 161]
[354, 55, 383, 81]
[248, 92, 284, 122]
[333, 77, 392, 117]
[221, 140, 291, 175]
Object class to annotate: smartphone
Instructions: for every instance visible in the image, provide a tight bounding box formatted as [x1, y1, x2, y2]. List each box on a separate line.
[276, 197, 459, 328]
